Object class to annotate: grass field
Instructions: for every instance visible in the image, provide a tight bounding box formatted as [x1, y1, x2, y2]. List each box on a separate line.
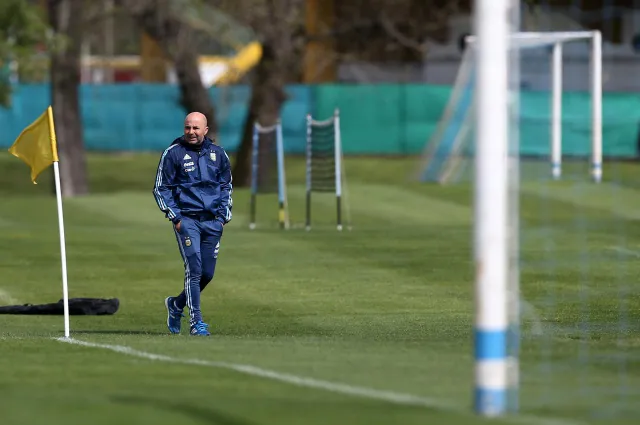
[0, 151, 639, 425]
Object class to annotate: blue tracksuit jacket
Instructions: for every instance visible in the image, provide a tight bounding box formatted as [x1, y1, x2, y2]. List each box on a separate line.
[153, 136, 233, 225]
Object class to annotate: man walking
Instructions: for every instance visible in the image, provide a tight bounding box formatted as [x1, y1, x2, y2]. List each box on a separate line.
[153, 112, 233, 336]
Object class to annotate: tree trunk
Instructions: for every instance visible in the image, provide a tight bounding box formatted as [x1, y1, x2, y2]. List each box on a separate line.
[119, 0, 216, 131]
[173, 48, 216, 129]
[48, 0, 88, 197]
[229, 0, 305, 187]
[232, 45, 289, 187]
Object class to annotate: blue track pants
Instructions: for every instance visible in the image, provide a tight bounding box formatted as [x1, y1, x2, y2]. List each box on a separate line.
[173, 215, 223, 325]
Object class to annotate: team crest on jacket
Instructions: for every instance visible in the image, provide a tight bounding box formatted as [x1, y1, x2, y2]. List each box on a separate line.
[210, 152, 216, 161]
[185, 237, 192, 247]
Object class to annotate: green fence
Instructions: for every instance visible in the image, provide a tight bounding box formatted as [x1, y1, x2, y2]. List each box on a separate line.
[313, 84, 453, 154]
[315, 84, 640, 157]
[1, 83, 639, 157]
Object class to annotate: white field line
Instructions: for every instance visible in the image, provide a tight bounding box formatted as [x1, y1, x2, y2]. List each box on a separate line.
[56, 337, 449, 407]
[55, 337, 584, 425]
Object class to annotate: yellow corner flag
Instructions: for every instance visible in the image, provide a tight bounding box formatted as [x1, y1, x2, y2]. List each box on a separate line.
[8, 106, 59, 184]
[7, 105, 70, 338]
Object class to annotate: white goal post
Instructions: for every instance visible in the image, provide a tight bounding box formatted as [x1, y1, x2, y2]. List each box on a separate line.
[464, 30, 603, 183]
[472, 2, 603, 416]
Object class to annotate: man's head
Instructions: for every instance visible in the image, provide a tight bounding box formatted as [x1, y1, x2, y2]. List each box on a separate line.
[183, 112, 208, 145]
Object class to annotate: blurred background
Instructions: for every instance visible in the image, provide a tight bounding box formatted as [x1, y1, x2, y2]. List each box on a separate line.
[2, 2, 640, 423]
[1, 0, 640, 196]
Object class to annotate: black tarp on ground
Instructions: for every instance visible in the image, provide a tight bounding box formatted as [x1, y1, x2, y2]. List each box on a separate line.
[0, 298, 119, 315]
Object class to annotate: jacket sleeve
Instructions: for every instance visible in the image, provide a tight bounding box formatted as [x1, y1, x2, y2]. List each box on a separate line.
[217, 150, 233, 224]
[153, 147, 182, 223]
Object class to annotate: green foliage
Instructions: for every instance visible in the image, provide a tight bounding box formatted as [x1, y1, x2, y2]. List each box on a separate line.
[0, 0, 51, 107]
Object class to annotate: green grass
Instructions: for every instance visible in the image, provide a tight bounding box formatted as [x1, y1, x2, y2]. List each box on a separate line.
[0, 151, 639, 425]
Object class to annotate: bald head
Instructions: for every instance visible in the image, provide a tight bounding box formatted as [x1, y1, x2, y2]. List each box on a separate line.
[183, 112, 208, 145]
[185, 112, 207, 127]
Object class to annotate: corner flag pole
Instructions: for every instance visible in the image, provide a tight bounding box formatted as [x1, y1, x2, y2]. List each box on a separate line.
[47, 107, 70, 339]
[8, 105, 71, 338]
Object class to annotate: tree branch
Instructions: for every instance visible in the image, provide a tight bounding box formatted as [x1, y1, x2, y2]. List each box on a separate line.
[378, 14, 428, 54]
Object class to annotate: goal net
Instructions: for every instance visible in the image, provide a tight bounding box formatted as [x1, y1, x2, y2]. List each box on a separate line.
[249, 119, 289, 230]
[417, 31, 602, 185]
[471, 2, 640, 422]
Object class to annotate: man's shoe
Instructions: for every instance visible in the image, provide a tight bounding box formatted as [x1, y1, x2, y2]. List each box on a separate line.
[165, 297, 184, 334]
[190, 321, 211, 336]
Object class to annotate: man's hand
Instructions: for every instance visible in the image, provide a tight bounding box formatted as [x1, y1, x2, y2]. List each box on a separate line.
[175, 220, 182, 232]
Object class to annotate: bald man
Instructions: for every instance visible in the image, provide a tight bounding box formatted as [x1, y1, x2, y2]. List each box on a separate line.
[153, 112, 233, 336]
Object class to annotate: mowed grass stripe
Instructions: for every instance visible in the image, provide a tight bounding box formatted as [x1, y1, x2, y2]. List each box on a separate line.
[521, 180, 640, 221]
[34, 177, 639, 339]
[1, 183, 480, 406]
[1, 173, 636, 330]
[56, 184, 473, 307]
[1, 189, 459, 336]
[2, 153, 640, 424]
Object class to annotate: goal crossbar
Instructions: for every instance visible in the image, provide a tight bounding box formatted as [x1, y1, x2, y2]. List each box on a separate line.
[469, 30, 602, 182]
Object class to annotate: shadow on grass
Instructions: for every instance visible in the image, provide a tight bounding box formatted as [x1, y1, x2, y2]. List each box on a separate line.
[112, 395, 257, 425]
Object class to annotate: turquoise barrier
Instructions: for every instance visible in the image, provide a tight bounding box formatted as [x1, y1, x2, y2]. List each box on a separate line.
[0, 83, 638, 157]
[313, 84, 452, 154]
[314, 84, 640, 157]
[519, 90, 640, 157]
[0, 84, 312, 153]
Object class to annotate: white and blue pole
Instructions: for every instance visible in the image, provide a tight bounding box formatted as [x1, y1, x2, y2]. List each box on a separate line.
[333, 109, 343, 231]
[249, 123, 259, 230]
[550, 41, 563, 180]
[275, 119, 288, 229]
[590, 30, 602, 183]
[474, 0, 511, 416]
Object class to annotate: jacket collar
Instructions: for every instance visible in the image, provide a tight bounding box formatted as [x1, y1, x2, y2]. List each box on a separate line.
[176, 136, 214, 151]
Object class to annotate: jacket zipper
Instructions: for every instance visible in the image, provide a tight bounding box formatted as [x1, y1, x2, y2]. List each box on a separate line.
[197, 149, 206, 209]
